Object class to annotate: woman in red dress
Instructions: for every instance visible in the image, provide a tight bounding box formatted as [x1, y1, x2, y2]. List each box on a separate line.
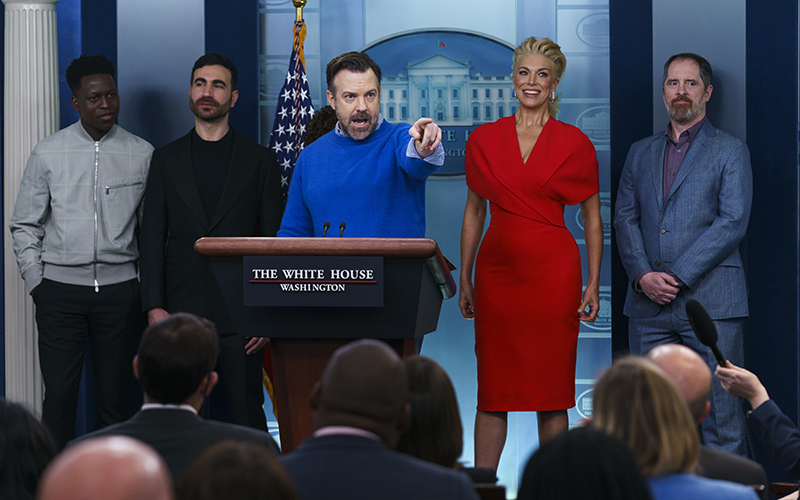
[459, 37, 603, 471]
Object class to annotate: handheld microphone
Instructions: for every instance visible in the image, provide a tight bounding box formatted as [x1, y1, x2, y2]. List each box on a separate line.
[339, 222, 346, 237]
[322, 221, 330, 237]
[685, 299, 726, 366]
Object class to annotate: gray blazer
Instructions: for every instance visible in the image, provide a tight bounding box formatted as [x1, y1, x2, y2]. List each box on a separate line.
[614, 120, 753, 320]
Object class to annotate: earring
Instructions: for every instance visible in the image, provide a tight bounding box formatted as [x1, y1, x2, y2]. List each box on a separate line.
[550, 92, 555, 102]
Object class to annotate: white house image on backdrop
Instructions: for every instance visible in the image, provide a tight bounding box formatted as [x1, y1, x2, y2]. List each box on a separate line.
[380, 53, 517, 126]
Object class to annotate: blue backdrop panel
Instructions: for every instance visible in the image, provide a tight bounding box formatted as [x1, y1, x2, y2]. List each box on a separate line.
[205, 0, 259, 142]
[744, 0, 800, 483]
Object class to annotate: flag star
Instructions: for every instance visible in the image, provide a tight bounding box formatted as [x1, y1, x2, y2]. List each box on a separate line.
[281, 175, 288, 187]
[285, 142, 294, 152]
[298, 107, 307, 119]
[276, 124, 286, 136]
[291, 89, 298, 100]
[278, 107, 288, 119]
[288, 124, 296, 135]
[281, 158, 292, 170]
[299, 123, 306, 134]
[281, 89, 292, 101]
[285, 71, 292, 83]
[271, 142, 283, 153]
[290, 108, 297, 119]
[308, 107, 315, 118]
[299, 89, 308, 101]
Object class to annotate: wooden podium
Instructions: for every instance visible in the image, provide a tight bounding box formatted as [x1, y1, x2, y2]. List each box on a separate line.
[195, 237, 455, 451]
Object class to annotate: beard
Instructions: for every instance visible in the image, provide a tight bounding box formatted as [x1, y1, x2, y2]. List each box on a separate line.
[667, 95, 703, 125]
[190, 96, 232, 123]
[336, 109, 378, 140]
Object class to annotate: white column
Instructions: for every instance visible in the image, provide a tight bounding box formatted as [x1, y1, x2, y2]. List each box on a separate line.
[3, 0, 59, 414]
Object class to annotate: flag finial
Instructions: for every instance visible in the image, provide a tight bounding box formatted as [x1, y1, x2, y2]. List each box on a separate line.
[293, 0, 307, 22]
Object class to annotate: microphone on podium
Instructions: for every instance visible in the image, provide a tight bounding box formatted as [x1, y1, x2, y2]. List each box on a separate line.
[685, 299, 727, 366]
[322, 221, 330, 237]
[339, 222, 346, 237]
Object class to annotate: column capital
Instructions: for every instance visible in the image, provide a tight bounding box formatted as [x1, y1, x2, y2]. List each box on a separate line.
[3, 0, 58, 5]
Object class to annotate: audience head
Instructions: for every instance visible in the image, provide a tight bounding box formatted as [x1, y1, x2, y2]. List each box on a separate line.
[135, 313, 220, 406]
[395, 356, 463, 468]
[304, 105, 338, 146]
[0, 399, 57, 500]
[178, 441, 297, 500]
[310, 339, 410, 447]
[66, 54, 115, 96]
[518, 426, 653, 500]
[648, 343, 712, 425]
[37, 436, 173, 500]
[592, 356, 699, 477]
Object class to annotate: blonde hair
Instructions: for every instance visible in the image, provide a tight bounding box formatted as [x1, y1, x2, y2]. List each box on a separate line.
[592, 357, 699, 477]
[512, 37, 566, 117]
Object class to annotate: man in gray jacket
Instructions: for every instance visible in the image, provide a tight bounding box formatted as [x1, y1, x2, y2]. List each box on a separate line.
[9, 54, 154, 449]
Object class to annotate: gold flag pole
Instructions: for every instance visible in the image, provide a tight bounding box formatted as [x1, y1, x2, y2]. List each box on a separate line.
[293, 0, 307, 22]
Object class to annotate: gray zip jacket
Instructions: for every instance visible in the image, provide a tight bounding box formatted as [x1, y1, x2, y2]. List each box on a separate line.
[9, 122, 154, 293]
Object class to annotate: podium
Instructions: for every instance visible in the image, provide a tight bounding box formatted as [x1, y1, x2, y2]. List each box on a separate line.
[195, 237, 456, 451]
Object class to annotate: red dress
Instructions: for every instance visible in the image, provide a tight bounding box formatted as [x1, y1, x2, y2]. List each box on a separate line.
[465, 117, 598, 411]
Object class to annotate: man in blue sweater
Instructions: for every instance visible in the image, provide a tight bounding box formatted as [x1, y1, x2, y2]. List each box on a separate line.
[278, 52, 444, 237]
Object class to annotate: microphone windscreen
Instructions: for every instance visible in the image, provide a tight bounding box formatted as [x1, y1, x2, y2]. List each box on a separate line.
[685, 299, 718, 346]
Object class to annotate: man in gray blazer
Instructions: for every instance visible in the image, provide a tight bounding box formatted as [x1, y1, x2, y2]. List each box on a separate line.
[72, 313, 279, 483]
[615, 53, 753, 456]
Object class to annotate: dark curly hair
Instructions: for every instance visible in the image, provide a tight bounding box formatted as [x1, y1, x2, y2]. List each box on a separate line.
[136, 313, 220, 404]
[65, 54, 115, 95]
[0, 399, 56, 500]
[304, 106, 338, 146]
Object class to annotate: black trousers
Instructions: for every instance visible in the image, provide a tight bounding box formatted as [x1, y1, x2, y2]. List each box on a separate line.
[34, 278, 142, 449]
[207, 333, 267, 432]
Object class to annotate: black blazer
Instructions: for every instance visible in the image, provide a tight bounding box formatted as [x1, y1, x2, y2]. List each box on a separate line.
[72, 408, 280, 483]
[140, 128, 283, 333]
[280, 434, 479, 500]
[696, 445, 768, 500]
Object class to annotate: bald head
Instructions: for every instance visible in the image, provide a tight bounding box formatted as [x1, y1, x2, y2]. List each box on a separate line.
[38, 436, 173, 500]
[647, 344, 712, 424]
[313, 340, 409, 443]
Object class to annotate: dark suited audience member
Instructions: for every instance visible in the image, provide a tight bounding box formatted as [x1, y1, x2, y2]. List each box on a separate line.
[37, 435, 173, 500]
[518, 426, 653, 500]
[178, 441, 298, 500]
[717, 360, 800, 480]
[396, 356, 496, 483]
[72, 313, 279, 482]
[0, 398, 57, 500]
[592, 357, 758, 500]
[280, 339, 479, 500]
[648, 344, 767, 498]
[303, 105, 337, 147]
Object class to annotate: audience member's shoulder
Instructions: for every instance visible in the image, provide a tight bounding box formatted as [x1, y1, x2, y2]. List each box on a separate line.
[698, 444, 766, 485]
[202, 419, 280, 452]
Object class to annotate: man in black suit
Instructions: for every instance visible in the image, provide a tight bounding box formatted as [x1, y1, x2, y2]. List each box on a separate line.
[280, 339, 479, 500]
[648, 344, 768, 499]
[140, 53, 284, 431]
[72, 313, 279, 483]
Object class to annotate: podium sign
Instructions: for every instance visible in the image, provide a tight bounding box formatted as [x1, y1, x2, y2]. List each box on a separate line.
[243, 256, 384, 307]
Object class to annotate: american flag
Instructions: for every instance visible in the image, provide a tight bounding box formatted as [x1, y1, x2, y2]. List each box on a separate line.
[268, 20, 314, 198]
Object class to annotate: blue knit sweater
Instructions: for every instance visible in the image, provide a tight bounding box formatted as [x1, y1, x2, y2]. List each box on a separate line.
[278, 121, 440, 237]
